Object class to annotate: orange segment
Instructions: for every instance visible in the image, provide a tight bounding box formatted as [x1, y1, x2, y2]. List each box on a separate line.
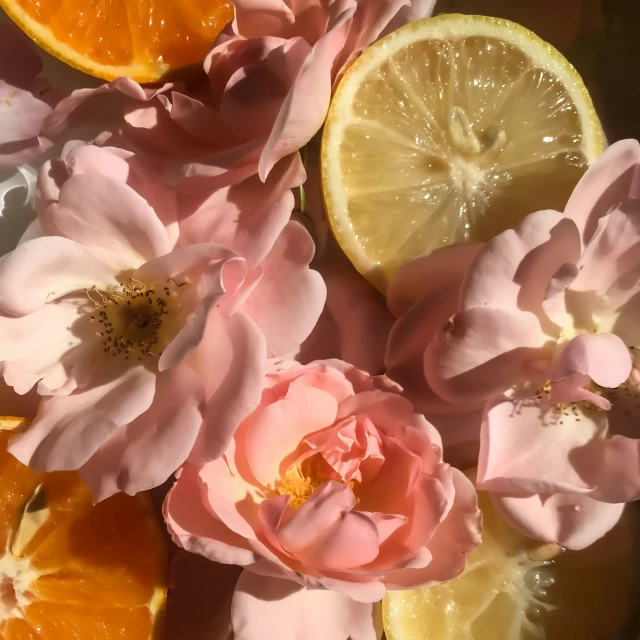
[0, 0, 234, 81]
[0, 419, 167, 640]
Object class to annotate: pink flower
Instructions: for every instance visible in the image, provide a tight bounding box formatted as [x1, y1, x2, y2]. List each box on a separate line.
[0, 143, 325, 501]
[49, 0, 435, 192]
[164, 360, 481, 640]
[388, 139, 640, 549]
[0, 23, 59, 166]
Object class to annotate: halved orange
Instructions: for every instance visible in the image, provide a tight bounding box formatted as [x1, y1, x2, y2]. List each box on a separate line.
[0, 0, 234, 81]
[0, 417, 168, 640]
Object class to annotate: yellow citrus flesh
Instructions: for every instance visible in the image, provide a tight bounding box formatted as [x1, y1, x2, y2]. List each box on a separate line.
[0, 417, 168, 640]
[322, 14, 605, 292]
[383, 478, 638, 640]
[0, 0, 233, 81]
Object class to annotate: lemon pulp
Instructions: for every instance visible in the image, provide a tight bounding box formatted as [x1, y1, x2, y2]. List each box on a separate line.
[322, 14, 604, 291]
[383, 483, 638, 640]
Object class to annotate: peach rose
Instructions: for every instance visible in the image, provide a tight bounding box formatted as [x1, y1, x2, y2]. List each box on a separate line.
[164, 360, 481, 640]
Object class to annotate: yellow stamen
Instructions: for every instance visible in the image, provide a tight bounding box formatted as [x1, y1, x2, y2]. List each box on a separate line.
[274, 458, 357, 510]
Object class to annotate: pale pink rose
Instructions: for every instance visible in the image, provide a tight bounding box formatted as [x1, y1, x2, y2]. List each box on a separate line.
[0, 143, 325, 501]
[164, 360, 481, 640]
[0, 23, 60, 166]
[390, 139, 640, 549]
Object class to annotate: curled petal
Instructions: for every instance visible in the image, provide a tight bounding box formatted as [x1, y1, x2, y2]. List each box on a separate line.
[550, 333, 632, 389]
[462, 210, 581, 316]
[564, 139, 640, 244]
[424, 307, 547, 405]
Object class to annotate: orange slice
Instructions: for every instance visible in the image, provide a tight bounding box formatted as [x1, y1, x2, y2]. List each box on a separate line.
[0, 0, 234, 81]
[0, 417, 168, 640]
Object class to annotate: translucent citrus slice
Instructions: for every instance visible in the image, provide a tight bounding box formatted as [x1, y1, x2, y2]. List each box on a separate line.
[0, 0, 233, 81]
[383, 473, 639, 640]
[321, 14, 605, 292]
[0, 417, 168, 639]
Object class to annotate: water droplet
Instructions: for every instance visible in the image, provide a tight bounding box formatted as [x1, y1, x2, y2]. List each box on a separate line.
[526, 605, 545, 622]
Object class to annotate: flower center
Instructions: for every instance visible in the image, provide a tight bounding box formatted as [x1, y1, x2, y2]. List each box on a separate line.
[276, 461, 325, 510]
[86, 277, 188, 361]
[274, 457, 356, 510]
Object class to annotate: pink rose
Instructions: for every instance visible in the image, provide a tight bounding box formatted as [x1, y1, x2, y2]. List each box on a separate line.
[0, 23, 59, 166]
[0, 143, 325, 501]
[387, 139, 640, 549]
[42, 0, 435, 192]
[164, 360, 481, 640]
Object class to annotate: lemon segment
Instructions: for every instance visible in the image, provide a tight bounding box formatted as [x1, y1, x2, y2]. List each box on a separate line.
[322, 14, 605, 292]
[382, 483, 638, 640]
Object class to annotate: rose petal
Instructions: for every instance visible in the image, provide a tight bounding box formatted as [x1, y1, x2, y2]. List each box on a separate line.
[589, 435, 640, 503]
[164, 463, 258, 566]
[492, 492, 625, 550]
[0, 299, 86, 395]
[258, 4, 355, 178]
[550, 333, 632, 389]
[424, 307, 547, 405]
[8, 366, 156, 471]
[384, 467, 481, 588]
[462, 210, 581, 317]
[0, 82, 52, 146]
[79, 365, 204, 501]
[478, 393, 604, 495]
[42, 174, 173, 271]
[241, 221, 326, 356]
[298, 264, 393, 375]
[0, 236, 117, 316]
[231, 571, 380, 640]
[179, 153, 305, 268]
[564, 139, 640, 244]
[387, 244, 482, 318]
[189, 312, 267, 463]
[277, 481, 380, 570]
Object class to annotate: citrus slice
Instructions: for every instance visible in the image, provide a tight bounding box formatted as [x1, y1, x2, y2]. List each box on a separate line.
[383, 473, 639, 640]
[0, 417, 168, 640]
[321, 14, 605, 292]
[0, 0, 233, 81]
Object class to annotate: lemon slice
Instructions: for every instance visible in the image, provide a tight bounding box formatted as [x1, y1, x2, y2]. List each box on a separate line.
[321, 14, 605, 292]
[383, 478, 639, 640]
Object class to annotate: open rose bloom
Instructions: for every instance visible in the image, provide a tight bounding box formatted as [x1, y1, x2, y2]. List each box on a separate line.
[165, 360, 481, 639]
[387, 140, 640, 549]
[0, 142, 324, 501]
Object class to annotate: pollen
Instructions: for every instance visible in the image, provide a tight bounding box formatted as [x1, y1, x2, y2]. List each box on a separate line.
[85, 277, 186, 361]
[275, 458, 356, 510]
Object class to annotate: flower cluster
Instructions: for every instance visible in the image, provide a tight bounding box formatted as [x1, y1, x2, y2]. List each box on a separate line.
[387, 140, 640, 550]
[1, 0, 639, 638]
